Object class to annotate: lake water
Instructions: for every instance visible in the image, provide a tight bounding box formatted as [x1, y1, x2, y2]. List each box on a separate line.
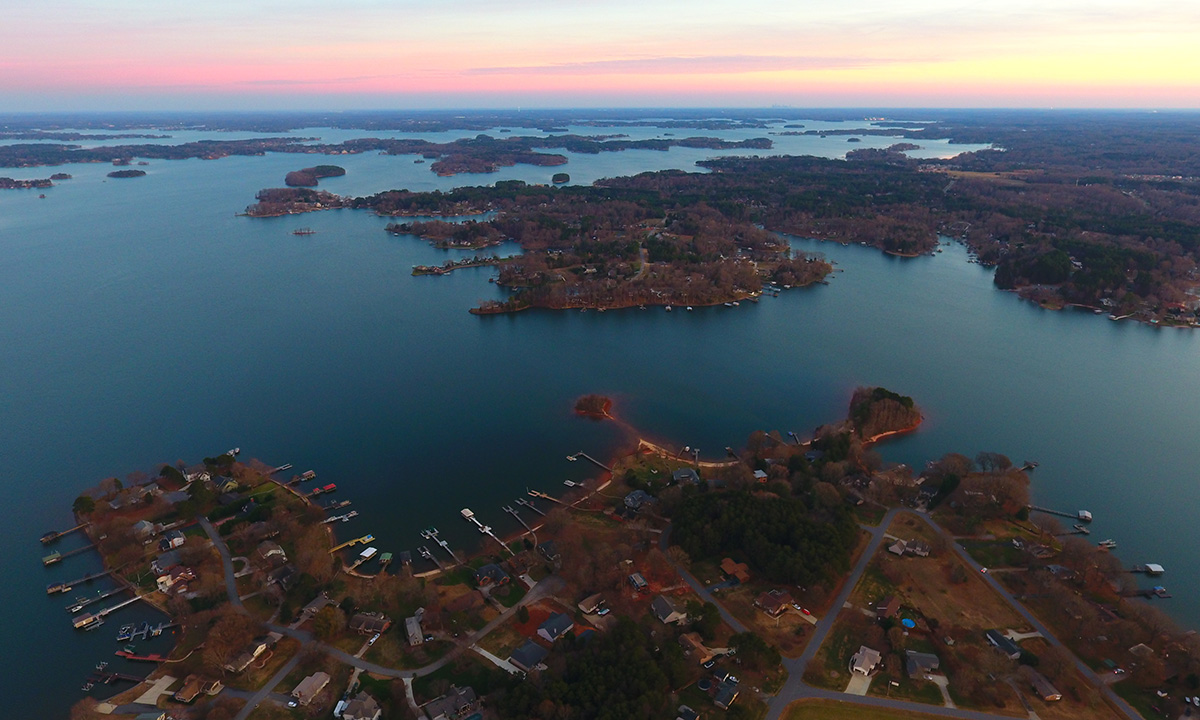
[2, 119, 1196, 717]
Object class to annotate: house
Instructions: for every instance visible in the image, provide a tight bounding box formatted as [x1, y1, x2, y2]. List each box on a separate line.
[676, 705, 700, 720]
[224, 652, 256, 674]
[888, 539, 908, 556]
[720, 558, 750, 584]
[474, 563, 510, 588]
[875, 595, 901, 620]
[405, 615, 424, 646]
[537, 540, 561, 563]
[578, 592, 606, 614]
[134, 713, 166, 720]
[906, 540, 931, 557]
[1028, 670, 1062, 701]
[624, 489, 654, 511]
[672, 468, 700, 485]
[132, 520, 158, 540]
[349, 612, 391, 635]
[156, 565, 196, 594]
[342, 691, 382, 720]
[291, 671, 330, 706]
[679, 632, 719, 665]
[184, 464, 211, 484]
[754, 589, 793, 617]
[173, 674, 205, 703]
[985, 630, 1022, 660]
[804, 450, 824, 463]
[538, 612, 575, 643]
[162, 489, 190, 505]
[850, 645, 882, 675]
[424, 685, 477, 720]
[214, 476, 239, 493]
[714, 680, 740, 710]
[628, 573, 649, 592]
[509, 639, 550, 672]
[906, 650, 940, 678]
[266, 564, 296, 591]
[753, 469, 769, 482]
[151, 550, 182, 575]
[158, 529, 185, 552]
[256, 541, 287, 564]
[651, 595, 688, 624]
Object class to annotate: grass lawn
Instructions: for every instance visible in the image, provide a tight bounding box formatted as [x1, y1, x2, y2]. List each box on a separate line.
[783, 699, 951, 720]
[959, 539, 1027, 569]
[1111, 682, 1161, 720]
[493, 581, 527, 608]
[866, 669, 945, 705]
[411, 654, 511, 703]
[802, 610, 858, 690]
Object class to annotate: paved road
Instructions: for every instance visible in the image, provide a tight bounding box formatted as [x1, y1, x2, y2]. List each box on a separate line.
[659, 526, 748, 634]
[662, 506, 1139, 720]
[232, 651, 300, 720]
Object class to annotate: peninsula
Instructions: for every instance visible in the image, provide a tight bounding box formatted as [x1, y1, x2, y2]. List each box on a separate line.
[60, 387, 1193, 720]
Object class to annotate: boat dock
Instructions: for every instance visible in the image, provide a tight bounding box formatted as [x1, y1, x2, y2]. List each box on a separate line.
[515, 497, 545, 516]
[43, 543, 96, 566]
[527, 489, 565, 505]
[113, 650, 167, 663]
[67, 587, 126, 613]
[420, 527, 461, 565]
[49, 569, 112, 594]
[568, 451, 611, 472]
[41, 523, 90, 544]
[1029, 506, 1092, 522]
[90, 669, 143, 683]
[461, 508, 510, 554]
[503, 505, 534, 534]
[417, 545, 445, 570]
[322, 511, 358, 524]
[1129, 564, 1166, 576]
[1056, 524, 1091, 536]
[328, 534, 374, 554]
[270, 463, 293, 474]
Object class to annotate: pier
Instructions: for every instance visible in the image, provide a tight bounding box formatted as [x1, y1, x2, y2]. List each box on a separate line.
[49, 569, 113, 594]
[527, 489, 565, 505]
[1029, 506, 1092, 522]
[322, 511, 358, 524]
[417, 545, 445, 570]
[67, 587, 126, 613]
[420, 528, 461, 565]
[41, 523, 90, 544]
[503, 505, 534, 535]
[515, 497, 545, 516]
[461, 507, 511, 554]
[568, 451, 612, 472]
[113, 650, 168, 663]
[328, 534, 374, 554]
[43, 543, 97, 565]
[90, 669, 143, 683]
[270, 463, 293, 474]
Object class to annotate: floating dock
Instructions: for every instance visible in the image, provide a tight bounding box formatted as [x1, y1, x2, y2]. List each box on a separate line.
[419, 527, 460, 565]
[270, 463, 293, 474]
[1129, 564, 1166, 576]
[67, 587, 126, 614]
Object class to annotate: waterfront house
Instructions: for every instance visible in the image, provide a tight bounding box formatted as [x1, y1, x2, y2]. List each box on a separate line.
[651, 595, 688, 624]
[184, 464, 210, 484]
[474, 563, 510, 587]
[538, 540, 561, 564]
[906, 650, 940, 679]
[291, 671, 330, 706]
[624, 489, 654, 511]
[720, 558, 750, 584]
[132, 520, 158, 540]
[754, 589, 793, 617]
[986, 629, 1022, 660]
[538, 612, 575, 643]
[349, 612, 391, 635]
[509, 639, 550, 672]
[342, 691, 382, 720]
[850, 646, 882, 675]
[266, 564, 296, 590]
[256, 541, 287, 565]
[215, 476, 239, 493]
[424, 685, 477, 720]
[672, 468, 700, 485]
[405, 615, 424, 646]
[156, 565, 196, 595]
[161, 489, 190, 505]
[151, 549, 181, 575]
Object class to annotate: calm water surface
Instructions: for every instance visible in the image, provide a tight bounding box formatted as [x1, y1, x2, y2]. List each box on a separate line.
[0, 123, 1195, 717]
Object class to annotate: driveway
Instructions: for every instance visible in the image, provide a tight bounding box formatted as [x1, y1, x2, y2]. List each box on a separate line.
[844, 672, 873, 696]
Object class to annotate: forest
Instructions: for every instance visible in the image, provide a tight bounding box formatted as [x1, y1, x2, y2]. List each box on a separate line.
[670, 491, 859, 585]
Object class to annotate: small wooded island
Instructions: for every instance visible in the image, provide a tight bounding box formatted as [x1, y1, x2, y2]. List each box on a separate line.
[284, 164, 346, 187]
[60, 386, 1196, 719]
[107, 169, 146, 179]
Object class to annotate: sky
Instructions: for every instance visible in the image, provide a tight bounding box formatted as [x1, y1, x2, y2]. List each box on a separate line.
[2, 0, 1199, 110]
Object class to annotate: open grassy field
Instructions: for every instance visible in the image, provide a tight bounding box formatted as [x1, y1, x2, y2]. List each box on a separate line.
[782, 699, 949, 720]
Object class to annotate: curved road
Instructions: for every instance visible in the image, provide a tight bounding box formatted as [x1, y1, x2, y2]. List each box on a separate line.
[663, 508, 1139, 720]
[200, 517, 563, 717]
